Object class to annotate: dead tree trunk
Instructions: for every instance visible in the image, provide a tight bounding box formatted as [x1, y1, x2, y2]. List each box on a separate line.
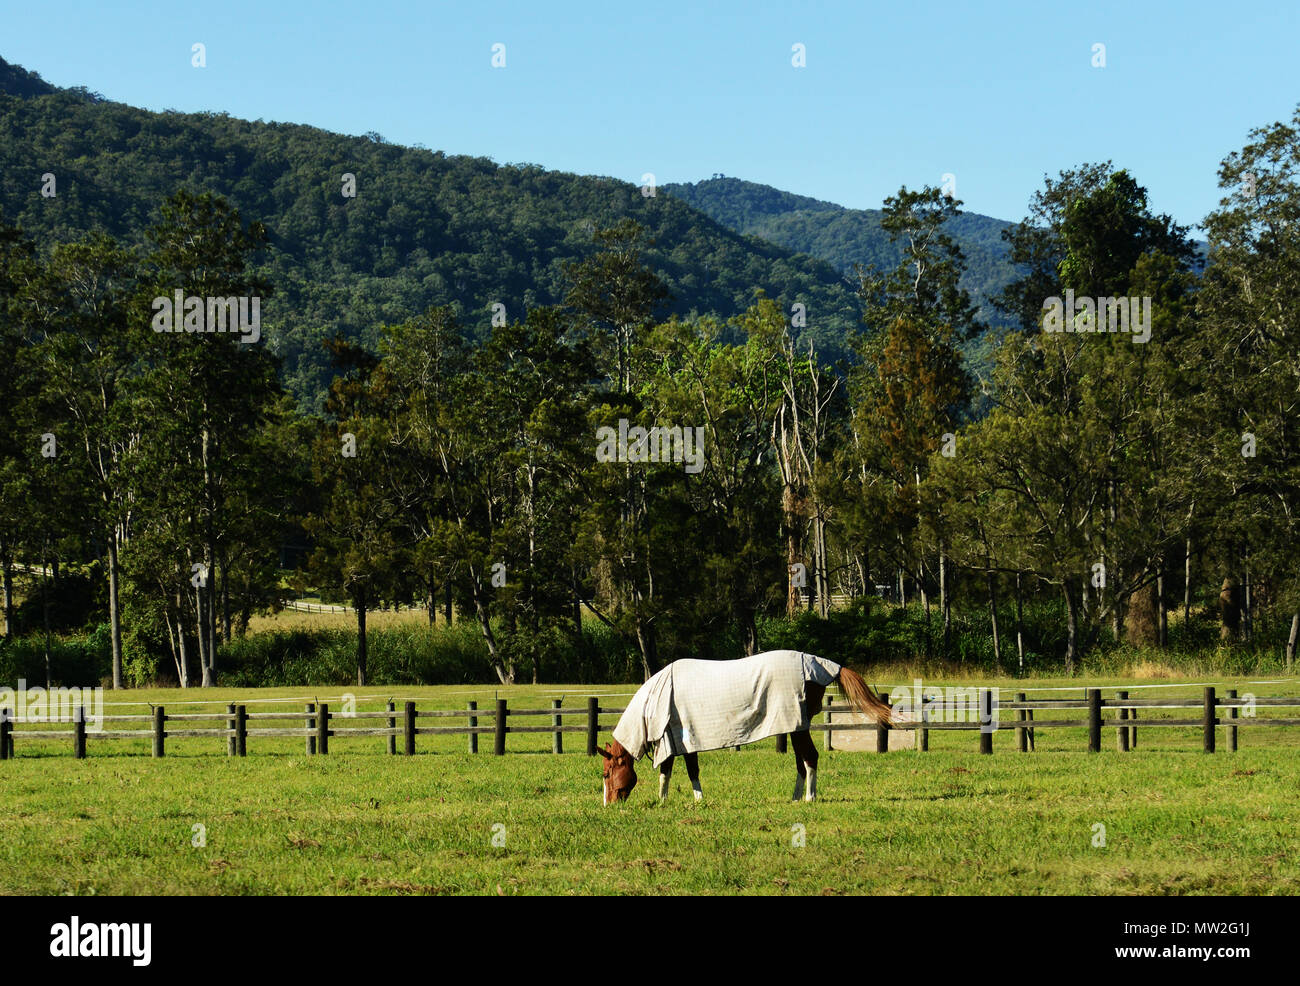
[1063, 579, 1081, 675]
[1286, 611, 1299, 671]
[987, 569, 1001, 668]
[107, 531, 124, 688]
[1015, 572, 1025, 671]
[356, 588, 368, 687]
[1219, 577, 1241, 642]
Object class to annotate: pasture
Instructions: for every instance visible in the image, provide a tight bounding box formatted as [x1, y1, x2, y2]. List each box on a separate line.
[1, 676, 1297, 895]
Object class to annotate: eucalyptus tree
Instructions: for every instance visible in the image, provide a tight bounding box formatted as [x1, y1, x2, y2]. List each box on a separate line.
[566, 223, 672, 678]
[737, 296, 840, 618]
[0, 215, 39, 638]
[957, 166, 1201, 669]
[375, 304, 467, 627]
[473, 307, 596, 681]
[564, 219, 670, 396]
[305, 337, 409, 686]
[377, 307, 517, 683]
[1198, 108, 1300, 662]
[23, 232, 140, 686]
[647, 309, 785, 654]
[1041, 168, 1198, 644]
[136, 190, 281, 685]
[847, 187, 975, 638]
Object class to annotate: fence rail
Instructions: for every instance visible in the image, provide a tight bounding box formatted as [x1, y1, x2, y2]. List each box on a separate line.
[0, 686, 1296, 760]
[279, 599, 427, 614]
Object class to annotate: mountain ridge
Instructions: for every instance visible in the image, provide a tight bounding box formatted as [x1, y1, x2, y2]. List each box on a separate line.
[663, 176, 1020, 328]
[0, 54, 876, 407]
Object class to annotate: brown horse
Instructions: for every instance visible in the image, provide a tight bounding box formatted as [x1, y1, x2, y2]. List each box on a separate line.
[599, 651, 892, 804]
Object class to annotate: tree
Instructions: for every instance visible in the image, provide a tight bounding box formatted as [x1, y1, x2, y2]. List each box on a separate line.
[1198, 108, 1300, 663]
[857, 186, 984, 343]
[564, 219, 669, 395]
[137, 191, 279, 686]
[305, 338, 408, 686]
[0, 214, 39, 640]
[951, 166, 1200, 670]
[566, 223, 673, 678]
[135, 189, 281, 685]
[845, 187, 973, 647]
[651, 308, 784, 652]
[25, 232, 140, 687]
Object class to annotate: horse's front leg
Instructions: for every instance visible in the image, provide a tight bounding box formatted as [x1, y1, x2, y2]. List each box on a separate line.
[683, 752, 702, 801]
[790, 730, 819, 802]
[658, 757, 673, 802]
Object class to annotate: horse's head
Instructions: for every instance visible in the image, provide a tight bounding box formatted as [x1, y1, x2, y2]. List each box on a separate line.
[599, 739, 637, 804]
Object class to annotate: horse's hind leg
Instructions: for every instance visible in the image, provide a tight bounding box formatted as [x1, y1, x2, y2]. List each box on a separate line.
[790, 732, 806, 800]
[790, 730, 819, 802]
[658, 757, 673, 803]
[683, 752, 702, 801]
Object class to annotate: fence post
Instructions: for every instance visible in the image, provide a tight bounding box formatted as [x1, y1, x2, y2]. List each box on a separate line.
[306, 703, 316, 755]
[1227, 688, 1238, 752]
[824, 695, 834, 751]
[74, 705, 86, 759]
[1116, 690, 1129, 752]
[153, 706, 165, 758]
[386, 701, 397, 755]
[494, 699, 507, 756]
[227, 703, 236, 756]
[776, 733, 787, 753]
[1016, 692, 1027, 752]
[552, 699, 563, 755]
[0, 707, 10, 760]
[919, 690, 929, 752]
[586, 697, 598, 756]
[1087, 689, 1101, 753]
[1203, 686, 1216, 754]
[876, 695, 890, 753]
[979, 689, 994, 754]
[468, 701, 478, 754]
[404, 701, 416, 755]
[317, 703, 329, 755]
[236, 705, 247, 756]
[1129, 701, 1137, 749]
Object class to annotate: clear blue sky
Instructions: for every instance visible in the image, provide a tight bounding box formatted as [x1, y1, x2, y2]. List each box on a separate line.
[3, 0, 1297, 233]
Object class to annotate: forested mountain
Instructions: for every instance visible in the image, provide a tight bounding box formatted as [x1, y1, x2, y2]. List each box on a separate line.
[0, 56, 861, 409]
[664, 177, 1019, 327]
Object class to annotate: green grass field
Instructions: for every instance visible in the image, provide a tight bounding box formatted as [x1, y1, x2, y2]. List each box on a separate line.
[1, 675, 1297, 895]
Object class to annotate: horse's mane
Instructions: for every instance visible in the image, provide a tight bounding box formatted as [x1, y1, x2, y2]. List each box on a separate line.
[837, 666, 894, 725]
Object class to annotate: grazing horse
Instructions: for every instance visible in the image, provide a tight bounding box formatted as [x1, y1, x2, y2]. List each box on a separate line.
[599, 650, 892, 804]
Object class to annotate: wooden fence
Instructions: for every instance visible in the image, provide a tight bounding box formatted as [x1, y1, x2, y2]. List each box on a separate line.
[279, 599, 425, 614]
[816, 687, 1300, 755]
[0, 687, 1297, 760]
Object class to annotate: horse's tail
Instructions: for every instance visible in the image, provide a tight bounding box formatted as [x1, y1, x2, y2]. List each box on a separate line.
[837, 667, 893, 725]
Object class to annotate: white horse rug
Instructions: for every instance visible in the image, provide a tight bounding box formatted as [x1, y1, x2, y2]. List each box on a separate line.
[612, 650, 841, 766]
